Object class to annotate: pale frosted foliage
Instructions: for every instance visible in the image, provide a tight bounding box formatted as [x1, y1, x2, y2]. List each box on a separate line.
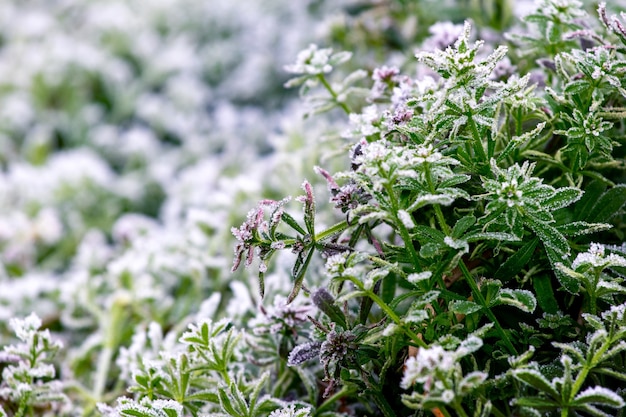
[268, 404, 311, 417]
[572, 243, 626, 270]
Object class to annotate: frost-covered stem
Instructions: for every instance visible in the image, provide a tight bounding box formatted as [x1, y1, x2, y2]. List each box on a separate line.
[458, 261, 518, 355]
[94, 298, 127, 400]
[515, 107, 523, 137]
[568, 337, 611, 407]
[318, 74, 351, 114]
[315, 220, 349, 241]
[468, 115, 487, 162]
[383, 182, 422, 271]
[93, 346, 114, 401]
[587, 271, 601, 316]
[347, 276, 427, 348]
[14, 392, 31, 417]
[425, 163, 451, 235]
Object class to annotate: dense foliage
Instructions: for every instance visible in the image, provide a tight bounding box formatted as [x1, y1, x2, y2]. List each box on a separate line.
[2, 0, 626, 416]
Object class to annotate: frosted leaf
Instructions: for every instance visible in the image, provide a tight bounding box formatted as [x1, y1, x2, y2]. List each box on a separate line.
[407, 271, 432, 284]
[397, 210, 415, 229]
[574, 386, 625, 407]
[269, 404, 312, 417]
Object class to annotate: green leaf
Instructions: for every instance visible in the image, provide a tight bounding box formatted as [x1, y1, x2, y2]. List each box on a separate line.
[586, 184, 626, 223]
[564, 79, 591, 95]
[496, 289, 537, 313]
[546, 246, 580, 293]
[420, 242, 442, 258]
[512, 369, 560, 399]
[572, 386, 625, 407]
[413, 225, 446, 245]
[248, 372, 269, 413]
[185, 390, 219, 403]
[217, 387, 239, 416]
[120, 411, 153, 417]
[495, 238, 538, 281]
[452, 215, 476, 239]
[524, 217, 569, 256]
[513, 396, 559, 409]
[450, 300, 483, 315]
[162, 410, 179, 417]
[574, 181, 606, 221]
[439, 174, 471, 188]
[533, 275, 559, 314]
[556, 221, 612, 237]
[542, 187, 582, 211]
[464, 232, 521, 242]
[281, 212, 307, 235]
[288, 247, 315, 303]
[458, 371, 488, 394]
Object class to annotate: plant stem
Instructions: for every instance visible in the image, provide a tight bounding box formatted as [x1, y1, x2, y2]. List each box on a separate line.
[384, 182, 422, 271]
[314, 385, 357, 416]
[348, 276, 427, 348]
[458, 261, 518, 355]
[318, 74, 351, 114]
[425, 163, 451, 235]
[452, 400, 471, 417]
[315, 220, 349, 241]
[468, 115, 487, 162]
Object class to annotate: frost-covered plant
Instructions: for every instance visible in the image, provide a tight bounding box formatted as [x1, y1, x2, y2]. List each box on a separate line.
[0, 313, 68, 416]
[2, 0, 626, 417]
[231, 1, 626, 416]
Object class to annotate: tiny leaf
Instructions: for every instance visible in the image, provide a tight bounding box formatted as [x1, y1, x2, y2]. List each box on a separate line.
[512, 369, 559, 399]
[496, 289, 537, 313]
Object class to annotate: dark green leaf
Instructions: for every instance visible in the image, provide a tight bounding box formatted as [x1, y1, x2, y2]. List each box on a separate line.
[120, 411, 152, 417]
[546, 246, 580, 293]
[288, 247, 315, 303]
[495, 238, 538, 281]
[533, 275, 558, 314]
[556, 221, 611, 237]
[281, 212, 307, 235]
[542, 187, 582, 210]
[452, 215, 476, 239]
[525, 217, 569, 256]
[586, 184, 626, 223]
[450, 300, 483, 315]
[513, 396, 559, 409]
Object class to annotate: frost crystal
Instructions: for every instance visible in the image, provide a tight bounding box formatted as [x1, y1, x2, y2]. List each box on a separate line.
[284, 44, 334, 75]
[269, 404, 312, 417]
[572, 242, 626, 270]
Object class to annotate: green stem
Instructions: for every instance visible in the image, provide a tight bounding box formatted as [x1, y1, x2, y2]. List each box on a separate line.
[94, 298, 128, 400]
[468, 115, 487, 162]
[458, 261, 518, 355]
[314, 385, 357, 416]
[93, 345, 114, 400]
[315, 220, 349, 241]
[424, 163, 452, 235]
[348, 276, 427, 348]
[14, 391, 31, 417]
[451, 399, 471, 417]
[384, 182, 422, 271]
[568, 337, 612, 405]
[318, 74, 351, 114]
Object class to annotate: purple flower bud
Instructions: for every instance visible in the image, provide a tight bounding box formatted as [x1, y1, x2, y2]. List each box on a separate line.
[288, 341, 322, 366]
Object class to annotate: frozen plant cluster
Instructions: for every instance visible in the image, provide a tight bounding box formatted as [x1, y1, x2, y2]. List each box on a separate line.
[2, 0, 626, 416]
